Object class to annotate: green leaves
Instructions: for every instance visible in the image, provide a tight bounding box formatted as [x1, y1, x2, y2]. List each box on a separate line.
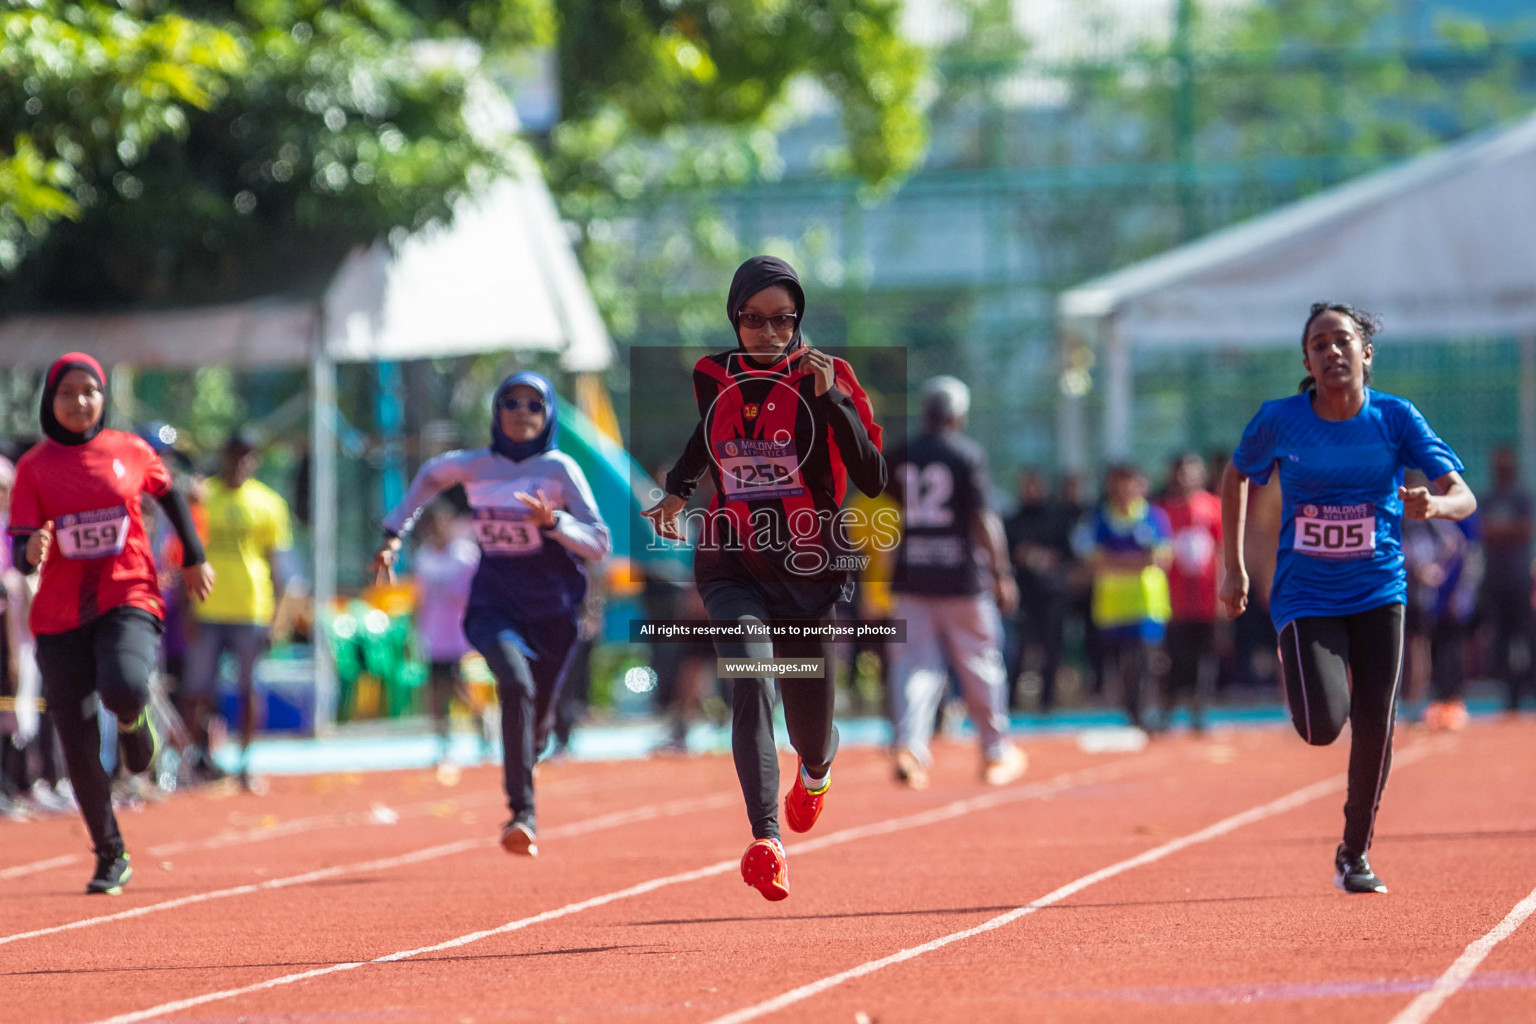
[0, 2, 244, 271]
[554, 0, 926, 190]
[3, 0, 922, 309]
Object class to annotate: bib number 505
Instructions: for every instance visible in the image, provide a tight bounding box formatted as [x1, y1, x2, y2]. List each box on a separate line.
[1293, 505, 1375, 560]
[1300, 520, 1365, 551]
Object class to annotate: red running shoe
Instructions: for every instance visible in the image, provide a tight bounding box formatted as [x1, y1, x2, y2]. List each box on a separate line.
[740, 838, 789, 901]
[783, 763, 829, 834]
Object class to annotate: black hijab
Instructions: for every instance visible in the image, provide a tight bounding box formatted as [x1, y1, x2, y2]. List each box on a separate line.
[726, 256, 806, 363]
[41, 351, 107, 446]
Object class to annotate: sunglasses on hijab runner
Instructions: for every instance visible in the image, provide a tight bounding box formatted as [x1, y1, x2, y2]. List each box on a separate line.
[499, 396, 547, 414]
[735, 311, 799, 332]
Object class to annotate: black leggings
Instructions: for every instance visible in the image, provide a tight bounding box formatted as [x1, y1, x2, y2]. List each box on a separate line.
[701, 580, 839, 843]
[35, 607, 162, 857]
[1277, 603, 1404, 855]
[463, 608, 578, 830]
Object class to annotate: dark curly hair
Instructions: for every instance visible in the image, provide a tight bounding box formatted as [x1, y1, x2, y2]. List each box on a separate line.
[1299, 302, 1381, 393]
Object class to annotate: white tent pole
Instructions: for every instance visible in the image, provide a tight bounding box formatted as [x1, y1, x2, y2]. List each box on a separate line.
[1521, 331, 1536, 495]
[1056, 325, 1088, 473]
[109, 363, 134, 431]
[1103, 316, 1132, 461]
[310, 331, 339, 736]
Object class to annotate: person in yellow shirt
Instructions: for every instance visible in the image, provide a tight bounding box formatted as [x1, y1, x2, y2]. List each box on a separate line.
[186, 431, 295, 790]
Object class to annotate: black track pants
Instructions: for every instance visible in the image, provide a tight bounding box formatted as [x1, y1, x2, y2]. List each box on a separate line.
[1277, 603, 1404, 855]
[463, 608, 579, 831]
[35, 607, 162, 857]
[701, 580, 839, 842]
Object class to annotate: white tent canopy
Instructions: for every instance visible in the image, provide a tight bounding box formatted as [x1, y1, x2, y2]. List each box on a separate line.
[1057, 110, 1536, 464]
[0, 165, 613, 732]
[0, 170, 612, 371]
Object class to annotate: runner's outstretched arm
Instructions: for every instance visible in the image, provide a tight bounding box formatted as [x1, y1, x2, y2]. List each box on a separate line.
[539, 458, 613, 562]
[663, 421, 711, 500]
[821, 386, 886, 497]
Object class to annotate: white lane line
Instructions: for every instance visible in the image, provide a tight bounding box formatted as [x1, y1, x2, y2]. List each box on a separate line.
[0, 790, 506, 878]
[1387, 884, 1536, 1024]
[0, 792, 735, 948]
[144, 788, 508, 856]
[1, 764, 645, 875]
[702, 744, 1435, 1024]
[82, 755, 1153, 1024]
[0, 855, 81, 881]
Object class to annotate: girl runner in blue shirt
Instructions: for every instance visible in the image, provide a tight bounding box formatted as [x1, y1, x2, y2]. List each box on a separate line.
[372, 371, 611, 857]
[1220, 303, 1476, 894]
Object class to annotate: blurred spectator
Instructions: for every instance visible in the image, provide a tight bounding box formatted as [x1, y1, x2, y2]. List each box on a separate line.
[186, 430, 297, 789]
[1403, 477, 1482, 731]
[0, 453, 68, 818]
[0, 453, 27, 817]
[1158, 453, 1223, 733]
[888, 377, 1025, 790]
[1004, 469, 1076, 712]
[640, 464, 717, 753]
[551, 583, 605, 758]
[411, 502, 488, 768]
[1056, 473, 1099, 700]
[138, 424, 203, 702]
[1478, 446, 1534, 711]
[838, 486, 899, 717]
[1206, 450, 1231, 494]
[1080, 464, 1172, 731]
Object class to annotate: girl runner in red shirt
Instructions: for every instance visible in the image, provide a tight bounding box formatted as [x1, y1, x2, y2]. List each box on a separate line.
[644, 256, 886, 900]
[8, 354, 215, 894]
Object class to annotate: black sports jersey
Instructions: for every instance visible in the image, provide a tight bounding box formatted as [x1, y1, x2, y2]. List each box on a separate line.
[665, 348, 886, 613]
[890, 431, 991, 596]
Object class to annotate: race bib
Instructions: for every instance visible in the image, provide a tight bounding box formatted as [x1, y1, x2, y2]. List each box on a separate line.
[715, 438, 807, 502]
[472, 509, 543, 556]
[56, 505, 130, 560]
[1293, 503, 1376, 560]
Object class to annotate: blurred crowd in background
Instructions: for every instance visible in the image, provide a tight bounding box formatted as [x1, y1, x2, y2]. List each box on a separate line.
[5, 424, 1531, 823]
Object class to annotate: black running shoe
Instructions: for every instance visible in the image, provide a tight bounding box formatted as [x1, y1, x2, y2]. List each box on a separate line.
[87, 851, 133, 895]
[118, 709, 158, 776]
[500, 819, 538, 857]
[1334, 844, 1388, 894]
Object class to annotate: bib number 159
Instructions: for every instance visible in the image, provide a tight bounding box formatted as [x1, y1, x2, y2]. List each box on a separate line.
[56, 506, 131, 560]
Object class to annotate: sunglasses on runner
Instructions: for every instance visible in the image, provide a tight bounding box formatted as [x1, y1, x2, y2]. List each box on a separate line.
[499, 396, 546, 414]
[736, 311, 799, 332]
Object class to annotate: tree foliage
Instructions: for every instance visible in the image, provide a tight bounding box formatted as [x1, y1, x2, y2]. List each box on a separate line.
[0, 0, 924, 312]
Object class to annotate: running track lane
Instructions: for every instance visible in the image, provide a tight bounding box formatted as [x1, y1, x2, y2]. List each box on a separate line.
[41, 746, 1163, 1024]
[705, 722, 1536, 1023]
[0, 754, 740, 881]
[15, 722, 1536, 1024]
[44, 736, 1345, 1024]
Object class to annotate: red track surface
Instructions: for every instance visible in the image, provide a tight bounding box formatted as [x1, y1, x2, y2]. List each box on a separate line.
[5, 717, 1536, 1024]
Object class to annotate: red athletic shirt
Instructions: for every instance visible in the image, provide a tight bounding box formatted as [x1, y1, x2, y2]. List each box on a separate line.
[664, 350, 886, 611]
[1159, 489, 1224, 622]
[7, 430, 173, 635]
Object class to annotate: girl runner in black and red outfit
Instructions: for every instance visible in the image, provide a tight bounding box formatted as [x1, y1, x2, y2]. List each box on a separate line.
[8, 353, 215, 894]
[644, 256, 886, 901]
